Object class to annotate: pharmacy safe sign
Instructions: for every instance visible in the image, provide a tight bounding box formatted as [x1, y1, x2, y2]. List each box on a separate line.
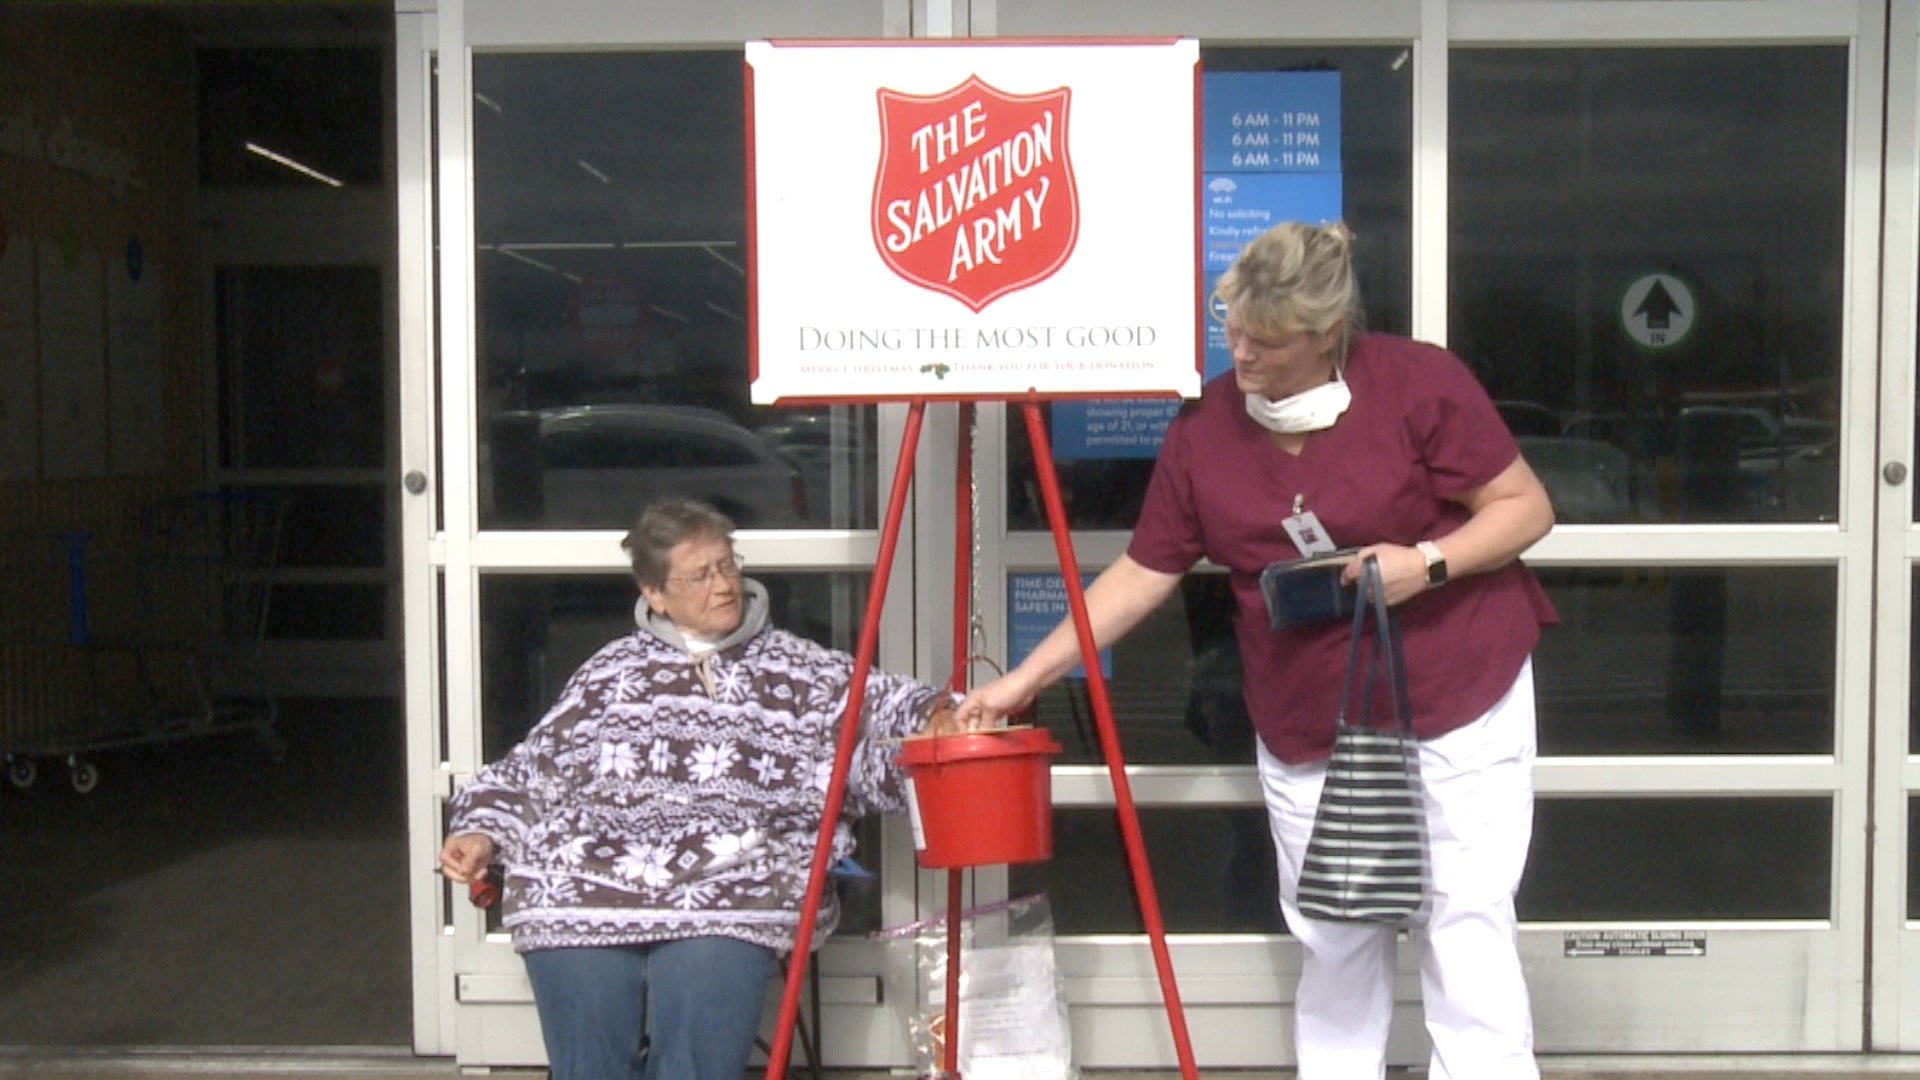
[1620, 271, 1696, 352]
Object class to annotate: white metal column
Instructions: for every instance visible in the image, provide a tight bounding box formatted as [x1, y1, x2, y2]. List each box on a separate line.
[1877, 0, 1920, 1052]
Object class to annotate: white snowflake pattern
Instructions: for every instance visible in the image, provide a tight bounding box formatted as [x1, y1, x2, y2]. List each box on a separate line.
[606, 667, 648, 702]
[747, 752, 786, 786]
[689, 741, 740, 782]
[526, 874, 581, 907]
[705, 827, 764, 869]
[556, 836, 593, 867]
[711, 662, 751, 702]
[805, 681, 837, 712]
[609, 843, 676, 888]
[598, 741, 639, 779]
[648, 739, 674, 773]
[673, 880, 720, 910]
[811, 759, 833, 791]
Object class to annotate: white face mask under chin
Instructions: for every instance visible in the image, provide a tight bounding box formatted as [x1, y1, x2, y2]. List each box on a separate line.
[1245, 378, 1352, 434]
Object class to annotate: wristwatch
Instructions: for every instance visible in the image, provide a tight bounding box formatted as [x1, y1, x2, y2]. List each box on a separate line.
[1416, 540, 1448, 589]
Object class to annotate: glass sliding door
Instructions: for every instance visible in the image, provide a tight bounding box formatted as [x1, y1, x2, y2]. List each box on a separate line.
[1449, 8, 1880, 1052]
[404, 0, 919, 1068]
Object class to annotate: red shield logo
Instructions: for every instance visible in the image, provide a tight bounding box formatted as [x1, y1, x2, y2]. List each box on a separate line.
[872, 77, 1079, 313]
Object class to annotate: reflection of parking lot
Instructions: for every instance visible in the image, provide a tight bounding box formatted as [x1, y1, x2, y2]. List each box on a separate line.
[1532, 566, 1834, 755]
[1516, 435, 1656, 523]
[485, 404, 808, 530]
[481, 403, 880, 530]
[1503, 401, 1836, 523]
[1675, 405, 1835, 522]
[754, 410, 875, 528]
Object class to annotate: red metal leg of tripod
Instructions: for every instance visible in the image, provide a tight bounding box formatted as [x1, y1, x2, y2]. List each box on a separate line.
[1021, 399, 1200, 1080]
[764, 400, 927, 1080]
[945, 867, 964, 1078]
[944, 401, 974, 1078]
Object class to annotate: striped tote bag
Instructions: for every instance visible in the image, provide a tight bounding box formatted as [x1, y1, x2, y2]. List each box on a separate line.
[1294, 556, 1431, 927]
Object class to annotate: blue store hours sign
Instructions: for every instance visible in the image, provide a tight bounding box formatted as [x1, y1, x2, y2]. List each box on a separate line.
[1200, 72, 1342, 174]
[1053, 70, 1344, 461]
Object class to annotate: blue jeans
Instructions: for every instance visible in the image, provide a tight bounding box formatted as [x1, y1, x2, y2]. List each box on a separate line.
[522, 938, 778, 1080]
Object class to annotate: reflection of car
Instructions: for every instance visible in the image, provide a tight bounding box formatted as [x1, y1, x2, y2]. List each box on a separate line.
[1516, 435, 1656, 523]
[758, 411, 866, 478]
[489, 404, 808, 529]
[1563, 412, 1665, 458]
[1677, 404, 1835, 457]
[757, 411, 862, 464]
[1494, 400, 1562, 437]
[755, 410, 874, 526]
[1675, 405, 1837, 520]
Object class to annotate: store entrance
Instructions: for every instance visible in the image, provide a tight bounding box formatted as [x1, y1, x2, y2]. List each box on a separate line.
[403, 0, 1920, 1068]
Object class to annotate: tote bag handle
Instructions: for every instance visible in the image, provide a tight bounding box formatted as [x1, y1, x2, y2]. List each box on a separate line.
[1335, 555, 1415, 737]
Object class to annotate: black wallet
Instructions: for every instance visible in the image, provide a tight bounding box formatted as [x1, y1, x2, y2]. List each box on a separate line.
[1259, 548, 1361, 630]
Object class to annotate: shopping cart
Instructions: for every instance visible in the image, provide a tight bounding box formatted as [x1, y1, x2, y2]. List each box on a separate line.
[1, 490, 289, 794]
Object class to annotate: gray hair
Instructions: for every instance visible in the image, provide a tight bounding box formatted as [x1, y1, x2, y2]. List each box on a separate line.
[1212, 220, 1363, 366]
[621, 499, 736, 587]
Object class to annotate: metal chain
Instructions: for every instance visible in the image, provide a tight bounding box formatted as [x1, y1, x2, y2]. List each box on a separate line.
[967, 405, 987, 681]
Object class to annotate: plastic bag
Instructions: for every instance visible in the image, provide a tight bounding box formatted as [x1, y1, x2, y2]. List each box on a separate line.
[876, 893, 1076, 1080]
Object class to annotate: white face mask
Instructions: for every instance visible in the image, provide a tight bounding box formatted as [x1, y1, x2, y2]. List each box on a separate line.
[1244, 378, 1352, 434]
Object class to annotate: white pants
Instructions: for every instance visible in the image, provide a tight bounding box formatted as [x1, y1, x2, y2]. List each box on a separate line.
[1256, 659, 1540, 1080]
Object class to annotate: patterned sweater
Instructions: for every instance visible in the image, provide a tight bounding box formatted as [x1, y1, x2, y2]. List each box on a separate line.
[449, 580, 942, 954]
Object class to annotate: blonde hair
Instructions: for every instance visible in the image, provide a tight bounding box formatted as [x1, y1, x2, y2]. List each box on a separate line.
[1212, 220, 1363, 365]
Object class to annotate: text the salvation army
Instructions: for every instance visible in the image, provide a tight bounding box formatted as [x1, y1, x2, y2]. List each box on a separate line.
[880, 100, 1058, 283]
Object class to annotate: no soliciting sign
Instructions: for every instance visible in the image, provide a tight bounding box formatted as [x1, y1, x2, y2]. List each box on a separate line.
[745, 39, 1202, 404]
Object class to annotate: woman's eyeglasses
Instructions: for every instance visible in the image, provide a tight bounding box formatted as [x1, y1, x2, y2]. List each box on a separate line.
[665, 555, 747, 590]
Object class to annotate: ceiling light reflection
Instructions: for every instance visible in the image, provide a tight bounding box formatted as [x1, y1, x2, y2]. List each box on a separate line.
[494, 247, 561, 274]
[701, 244, 745, 276]
[244, 141, 343, 187]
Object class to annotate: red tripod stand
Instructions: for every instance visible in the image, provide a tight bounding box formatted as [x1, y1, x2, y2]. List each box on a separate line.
[763, 396, 1200, 1080]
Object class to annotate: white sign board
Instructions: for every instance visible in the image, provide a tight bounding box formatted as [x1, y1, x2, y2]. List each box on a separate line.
[746, 39, 1201, 404]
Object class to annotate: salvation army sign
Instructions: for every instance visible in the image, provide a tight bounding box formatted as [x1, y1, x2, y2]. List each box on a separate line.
[746, 39, 1200, 404]
[873, 78, 1079, 313]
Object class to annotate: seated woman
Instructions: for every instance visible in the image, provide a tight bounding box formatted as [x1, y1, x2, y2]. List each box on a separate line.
[439, 498, 948, 1080]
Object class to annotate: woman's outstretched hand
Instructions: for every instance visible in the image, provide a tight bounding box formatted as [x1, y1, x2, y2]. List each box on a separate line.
[954, 674, 1037, 731]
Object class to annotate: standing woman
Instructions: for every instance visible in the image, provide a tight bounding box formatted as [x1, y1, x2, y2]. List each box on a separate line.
[961, 221, 1557, 1080]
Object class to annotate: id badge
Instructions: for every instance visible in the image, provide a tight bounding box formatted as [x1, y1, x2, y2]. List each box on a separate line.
[1282, 511, 1338, 556]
